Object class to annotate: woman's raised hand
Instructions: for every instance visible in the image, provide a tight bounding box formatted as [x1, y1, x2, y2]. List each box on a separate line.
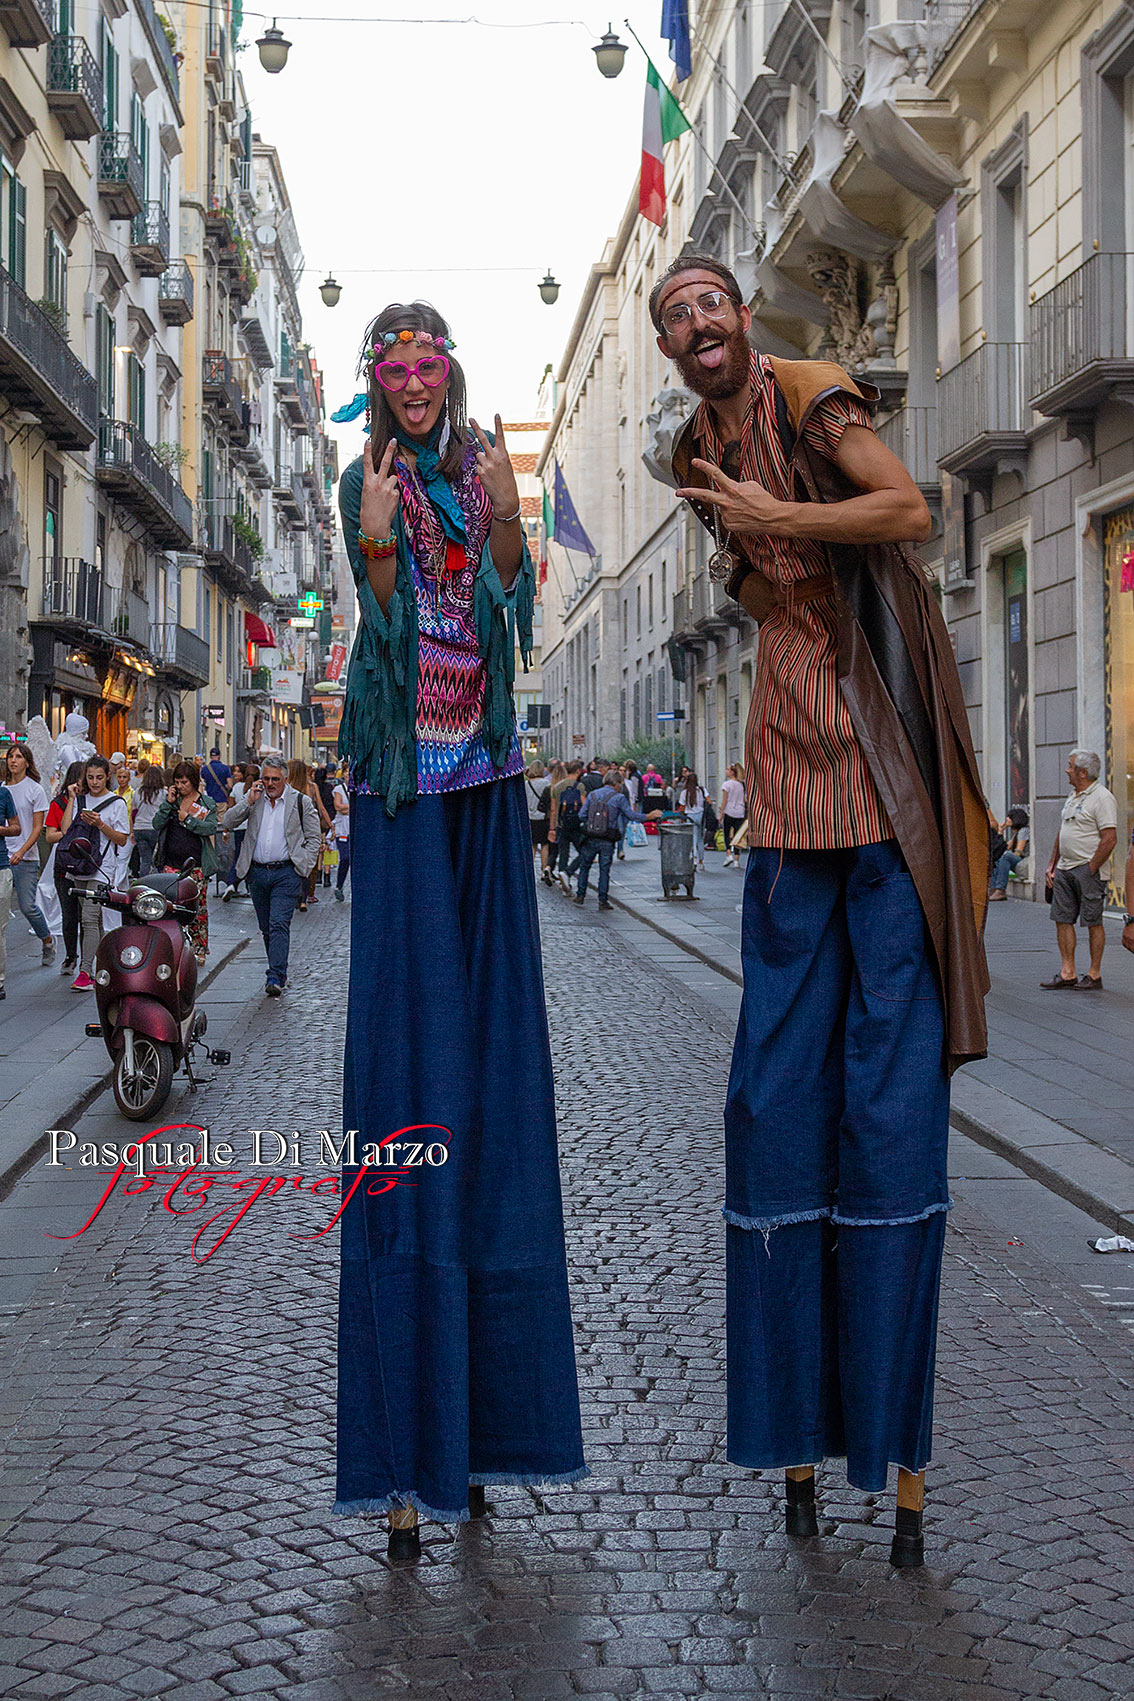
[359, 437, 399, 540]
[470, 415, 520, 518]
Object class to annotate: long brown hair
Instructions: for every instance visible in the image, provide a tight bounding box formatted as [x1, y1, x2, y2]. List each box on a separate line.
[287, 758, 310, 793]
[3, 741, 39, 782]
[361, 301, 467, 482]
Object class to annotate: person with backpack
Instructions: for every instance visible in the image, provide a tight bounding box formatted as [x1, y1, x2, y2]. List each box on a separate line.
[525, 761, 553, 884]
[674, 771, 709, 869]
[659, 250, 989, 1565]
[151, 761, 220, 964]
[551, 760, 587, 893]
[574, 776, 662, 909]
[51, 755, 131, 991]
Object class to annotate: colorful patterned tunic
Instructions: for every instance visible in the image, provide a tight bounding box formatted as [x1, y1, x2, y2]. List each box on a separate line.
[693, 351, 890, 850]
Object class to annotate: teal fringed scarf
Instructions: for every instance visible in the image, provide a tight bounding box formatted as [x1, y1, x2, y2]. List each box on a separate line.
[337, 434, 534, 818]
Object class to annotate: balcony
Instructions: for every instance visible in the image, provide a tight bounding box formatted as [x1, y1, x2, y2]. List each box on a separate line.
[690, 570, 730, 638]
[39, 558, 108, 632]
[204, 194, 234, 245]
[135, 0, 180, 101]
[1029, 253, 1134, 454]
[109, 586, 153, 651]
[130, 202, 170, 277]
[158, 258, 193, 325]
[151, 621, 210, 689]
[204, 512, 257, 588]
[205, 21, 227, 80]
[98, 131, 144, 220]
[47, 35, 102, 139]
[202, 350, 245, 438]
[273, 463, 304, 523]
[274, 361, 308, 430]
[0, 267, 96, 448]
[97, 419, 194, 548]
[0, 0, 52, 48]
[237, 664, 272, 701]
[877, 404, 942, 523]
[936, 342, 1029, 503]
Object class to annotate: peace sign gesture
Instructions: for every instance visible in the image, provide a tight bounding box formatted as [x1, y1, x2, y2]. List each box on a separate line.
[676, 457, 789, 537]
[470, 414, 521, 520]
[359, 435, 399, 540]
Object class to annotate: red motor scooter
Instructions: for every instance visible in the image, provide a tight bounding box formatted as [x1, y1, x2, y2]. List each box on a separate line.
[78, 866, 231, 1119]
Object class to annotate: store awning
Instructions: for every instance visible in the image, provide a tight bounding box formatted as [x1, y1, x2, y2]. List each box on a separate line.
[244, 612, 277, 647]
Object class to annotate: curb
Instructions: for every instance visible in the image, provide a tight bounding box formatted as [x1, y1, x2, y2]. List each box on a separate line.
[608, 886, 1134, 1236]
[0, 934, 250, 1202]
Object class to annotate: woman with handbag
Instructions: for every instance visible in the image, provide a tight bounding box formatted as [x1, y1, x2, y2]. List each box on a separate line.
[151, 761, 219, 964]
[333, 300, 585, 1560]
[52, 756, 131, 990]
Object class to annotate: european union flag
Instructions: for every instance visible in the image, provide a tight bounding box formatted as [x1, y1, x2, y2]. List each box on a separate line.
[553, 461, 596, 557]
[661, 0, 692, 82]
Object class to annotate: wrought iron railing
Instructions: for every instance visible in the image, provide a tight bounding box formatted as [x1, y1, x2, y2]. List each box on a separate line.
[135, 0, 179, 98]
[98, 131, 144, 203]
[151, 621, 210, 683]
[0, 266, 97, 438]
[877, 405, 940, 485]
[202, 349, 244, 421]
[131, 201, 170, 261]
[925, 1, 992, 73]
[98, 418, 194, 540]
[47, 32, 101, 110]
[158, 258, 193, 315]
[40, 558, 105, 627]
[1030, 252, 1131, 401]
[937, 343, 1029, 462]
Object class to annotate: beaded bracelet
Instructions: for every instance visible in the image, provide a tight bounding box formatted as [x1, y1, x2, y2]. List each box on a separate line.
[492, 505, 522, 524]
[358, 529, 396, 560]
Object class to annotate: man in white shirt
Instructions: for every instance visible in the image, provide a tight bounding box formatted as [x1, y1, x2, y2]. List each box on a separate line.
[222, 754, 321, 996]
[331, 776, 351, 902]
[1043, 749, 1118, 991]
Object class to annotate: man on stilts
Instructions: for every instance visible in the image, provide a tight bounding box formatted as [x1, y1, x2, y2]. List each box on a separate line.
[652, 253, 990, 1566]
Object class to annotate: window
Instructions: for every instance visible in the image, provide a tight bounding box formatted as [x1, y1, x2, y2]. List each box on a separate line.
[216, 591, 224, 660]
[160, 158, 171, 220]
[648, 574, 654, 630]
[226, 605, 233, 684]
[622, 595, 628, 648]
[96, 305, 114, 416]
[661, 557, 667, 609]
[636, 583, 642, 638]
[127, 354, 146, 435]
[130, 91, 149, 190]
[1001, 548, 1029, 809]
[204, 585, 212, 649]
[982, 125, 1028, 345]
[44, 468, 61, 566]
[632, 676, 640, 737]
[0, 152, 26, 288]
[101, 22, 119, 131]
[45, 229, 67, 322]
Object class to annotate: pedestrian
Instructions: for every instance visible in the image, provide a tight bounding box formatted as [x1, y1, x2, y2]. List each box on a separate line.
[333, 297, 584, 1560]
[331, 770, 351, 900]
[988, 805, 1029, 899]
[574, 775, 662, 909]
[151, 761, 219, 965]
[53, 755, 131, 991]
[641, 761, 669, 815]
[1042, 750, 1118, 990]
[221, 762, 257, 898]
[622, 760, 642, 811]
[200, 746, 232, 809]
[114, 760, 134, 814]
[1, 742, 55, 964]
[659, 249, 989, 1562]
[526, 760, 553, 883]
[544, 760, 569, 882]
[44, 762, 85, 977]
[1123, 824, 1134, 956]
[222, 753, 321, 994]
[314, 765, 338, 888]
[287, 759, 331, 909]
[674, 769, 708, 867]
[52, 712, 95, 788]
[551, 759, 587, 892]
[131, 764, 166, 877]
[0, 770, 20, 1000]
[721, 763, 747, 868]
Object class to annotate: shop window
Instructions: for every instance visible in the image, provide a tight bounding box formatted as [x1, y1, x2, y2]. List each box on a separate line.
[1104, 510, 1134, 907]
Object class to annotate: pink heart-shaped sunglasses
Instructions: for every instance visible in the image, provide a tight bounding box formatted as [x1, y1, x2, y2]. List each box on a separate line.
[374, 354, 451, 393]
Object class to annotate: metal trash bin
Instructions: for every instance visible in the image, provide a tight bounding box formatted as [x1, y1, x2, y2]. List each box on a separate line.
[658, 819, 695, 898]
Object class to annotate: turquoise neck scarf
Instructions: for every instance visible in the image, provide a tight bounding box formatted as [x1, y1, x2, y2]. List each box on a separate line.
[392, 420, 468, 543]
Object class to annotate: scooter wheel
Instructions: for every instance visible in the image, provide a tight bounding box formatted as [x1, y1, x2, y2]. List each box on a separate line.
[113, 1037, 174, 1121]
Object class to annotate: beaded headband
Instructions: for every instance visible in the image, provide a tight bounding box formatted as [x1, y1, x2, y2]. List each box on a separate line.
[373, 330, 455, 353]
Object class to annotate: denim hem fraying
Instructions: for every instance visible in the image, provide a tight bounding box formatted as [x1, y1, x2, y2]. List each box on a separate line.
[468, 1464, 590, 1489]
[727, 1451, 933, 1494]
[722, 1205, 832, 1232]
[832, 1198, 952, 1227]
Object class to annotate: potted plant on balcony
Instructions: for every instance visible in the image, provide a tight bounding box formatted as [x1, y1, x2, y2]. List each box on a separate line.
[152, 441, 189, 473]
[233, 512, 265, 561]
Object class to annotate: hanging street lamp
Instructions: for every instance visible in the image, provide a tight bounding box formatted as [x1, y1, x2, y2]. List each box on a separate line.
[256, 21, 292, 74]
[592, 25, 627, 79]
[319, 275, 342, 307]
[538, 270, 561, 305]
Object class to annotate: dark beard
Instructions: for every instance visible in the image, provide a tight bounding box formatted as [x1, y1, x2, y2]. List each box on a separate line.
[671, 326, 751, 401]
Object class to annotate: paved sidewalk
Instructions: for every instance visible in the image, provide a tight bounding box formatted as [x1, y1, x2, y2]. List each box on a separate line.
[1, 888, 1131, 1700]
[597, 840, 1134, 1235]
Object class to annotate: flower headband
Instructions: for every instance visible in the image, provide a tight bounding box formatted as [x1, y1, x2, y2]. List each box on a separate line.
[374, 330, 455, 353]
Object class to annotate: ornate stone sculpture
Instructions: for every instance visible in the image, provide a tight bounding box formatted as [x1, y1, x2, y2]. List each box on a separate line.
[642, 386, 694, 487]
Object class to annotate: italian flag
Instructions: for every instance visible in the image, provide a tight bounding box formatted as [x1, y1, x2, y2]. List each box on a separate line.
[640, 60, 691, 227]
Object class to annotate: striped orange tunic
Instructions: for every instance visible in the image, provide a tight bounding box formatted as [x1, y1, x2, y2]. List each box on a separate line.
[695, 352, 890, 850]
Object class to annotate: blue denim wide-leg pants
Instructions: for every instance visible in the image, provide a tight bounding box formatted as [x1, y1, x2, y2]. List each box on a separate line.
[724, 841, 951, 1491]
[335, 775, 585, 1523]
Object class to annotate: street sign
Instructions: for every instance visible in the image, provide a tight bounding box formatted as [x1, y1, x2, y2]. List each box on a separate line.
[571, 733, 586, 746]
[525, 703, 552, 728]
[656, 709, 685, 722]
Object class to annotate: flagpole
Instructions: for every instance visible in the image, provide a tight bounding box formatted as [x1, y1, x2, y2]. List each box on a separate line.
[623, 19, 765, 250]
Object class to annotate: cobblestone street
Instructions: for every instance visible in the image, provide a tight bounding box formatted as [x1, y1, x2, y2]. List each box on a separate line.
[0, 888, 1132, 1700]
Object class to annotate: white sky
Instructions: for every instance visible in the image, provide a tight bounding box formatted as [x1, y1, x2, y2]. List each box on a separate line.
[238, 3, 671, 469]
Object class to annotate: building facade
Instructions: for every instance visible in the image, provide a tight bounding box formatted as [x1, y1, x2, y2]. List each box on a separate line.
[541, 0, 1134, 907]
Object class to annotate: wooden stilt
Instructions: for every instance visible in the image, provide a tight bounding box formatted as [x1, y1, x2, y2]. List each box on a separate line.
[890, 1468, 925, 1569]
[467, 1484, 487, 1519]
[387, 1502, 421, 1562]
[784, 1466, 819, 1538]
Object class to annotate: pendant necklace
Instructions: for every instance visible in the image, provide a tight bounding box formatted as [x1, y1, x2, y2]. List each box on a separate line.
[707, 504, 739, 584]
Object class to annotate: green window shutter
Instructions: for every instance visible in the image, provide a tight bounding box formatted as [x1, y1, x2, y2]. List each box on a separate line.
[96, 305, 115, 416]
[10, 176, 26, 288]
[103, 30, 118, 131]
[128, 353, 145, 434]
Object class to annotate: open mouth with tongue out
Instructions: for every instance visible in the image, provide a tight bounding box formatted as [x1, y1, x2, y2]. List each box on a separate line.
[693, 340, 726, 371]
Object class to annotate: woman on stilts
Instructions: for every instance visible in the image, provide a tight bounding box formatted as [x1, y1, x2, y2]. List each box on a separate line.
[332, 301, 586, 1561]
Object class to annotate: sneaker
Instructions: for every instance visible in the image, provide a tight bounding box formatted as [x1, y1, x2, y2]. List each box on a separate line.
[221, 887, 234, 902]
[598, 900, 614, 911]
[1077, 974, 1104, 991]
[60, 956, 76, 976]
[71, 972, 94, 992]
[334, 887, 345, 902]
[265, 981, 283, 998]
[573, 895, 585, 906]
[1040, 973, 1079, 989]
[541, 870, 553, 886]
[987, 888, 1007, 901]
[41, 938, 56, 964]
[558, 874, 571, 894]
[308, 894, 319, 905]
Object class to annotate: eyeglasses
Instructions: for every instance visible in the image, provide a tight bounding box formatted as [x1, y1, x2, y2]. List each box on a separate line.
[659, 289, 739, 334]
[374, 354, 450, 393]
